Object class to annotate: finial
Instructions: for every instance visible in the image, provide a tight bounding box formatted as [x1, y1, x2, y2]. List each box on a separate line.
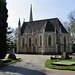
[30, 4, 32, 7]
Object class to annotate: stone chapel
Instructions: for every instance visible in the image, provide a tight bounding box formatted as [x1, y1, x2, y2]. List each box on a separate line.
[17, 5, 72, 54]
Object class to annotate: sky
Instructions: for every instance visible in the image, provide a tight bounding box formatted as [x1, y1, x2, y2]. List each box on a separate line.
[6, 0, 75, 28]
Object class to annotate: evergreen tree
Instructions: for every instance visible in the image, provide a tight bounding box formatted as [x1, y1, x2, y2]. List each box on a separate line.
[0, 0, 8, 59]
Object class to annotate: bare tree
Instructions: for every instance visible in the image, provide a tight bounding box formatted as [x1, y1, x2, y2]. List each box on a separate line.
[68, 10, 75, 35]
[68, 10, 75, 52]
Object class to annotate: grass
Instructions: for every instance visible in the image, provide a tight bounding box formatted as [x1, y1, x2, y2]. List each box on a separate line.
[4, 58, 22, 65]
[0, 58, 22, 68]
[45, 59, 75, 71]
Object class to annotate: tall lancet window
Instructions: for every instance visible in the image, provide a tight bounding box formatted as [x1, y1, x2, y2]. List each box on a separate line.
[22, 38, 25, 47]
[48, 35, 51, 46]
[40, 35, 42, 47]
[29, 37, 31, 47]
[35, 37, 37, 45]
[64, 36, 66, 52]
[64, 36, 66, 45]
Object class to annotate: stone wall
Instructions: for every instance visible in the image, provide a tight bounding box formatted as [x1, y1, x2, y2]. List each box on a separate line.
[17, 29, 72, 54]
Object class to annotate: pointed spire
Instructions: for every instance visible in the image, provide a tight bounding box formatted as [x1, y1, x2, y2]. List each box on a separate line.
[18, 18, 21, 29]
[29, 4, 33, 21]
[23, 18, 25, 22]
[18, 18, 21, 25]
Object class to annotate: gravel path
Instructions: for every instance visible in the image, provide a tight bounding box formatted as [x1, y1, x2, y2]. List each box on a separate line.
[0, 54, 75, 75]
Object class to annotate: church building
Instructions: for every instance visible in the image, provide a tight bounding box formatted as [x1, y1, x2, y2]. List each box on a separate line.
[17, 5, 72, 54]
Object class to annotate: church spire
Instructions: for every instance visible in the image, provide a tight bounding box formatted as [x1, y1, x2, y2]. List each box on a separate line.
[29, 4, 33, 21]
[18, 18, 21, 28]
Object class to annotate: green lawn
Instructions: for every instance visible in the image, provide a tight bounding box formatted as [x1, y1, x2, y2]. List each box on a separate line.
[45, 59, 75, 71]
[0, 58, 22, 68]
[5, 58, 22, 65]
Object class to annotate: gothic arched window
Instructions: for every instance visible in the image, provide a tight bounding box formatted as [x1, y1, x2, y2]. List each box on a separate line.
[64, 36, 66, 45]
[48, 35, 51, 46]
[22, 38, 25, 47]
[29, 37, 31, 47]
[40, 35, 42, 47]
[64, 36, 66, 52]
[35, 37, 37, 45]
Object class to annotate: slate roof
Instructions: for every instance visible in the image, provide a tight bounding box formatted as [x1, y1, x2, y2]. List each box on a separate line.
[45, 20, 54, 32]
[21, 18, 68, 35]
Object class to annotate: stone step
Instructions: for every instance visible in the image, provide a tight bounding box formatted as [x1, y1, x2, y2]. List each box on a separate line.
[51, 61, 75, 66]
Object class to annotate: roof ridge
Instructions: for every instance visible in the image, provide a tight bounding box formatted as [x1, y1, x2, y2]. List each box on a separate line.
[26, 18, 58, 23]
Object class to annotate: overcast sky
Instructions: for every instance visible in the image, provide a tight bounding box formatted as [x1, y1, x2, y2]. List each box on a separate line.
[7, 0, 75, 28]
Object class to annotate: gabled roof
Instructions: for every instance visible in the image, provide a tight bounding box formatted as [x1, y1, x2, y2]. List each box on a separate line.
[21, 20, 46, 35]
[21, 22, 26, 35]
[45, 20, 54, 32]
[58, 20, 68, 33]
[21, 18, 68, 35]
